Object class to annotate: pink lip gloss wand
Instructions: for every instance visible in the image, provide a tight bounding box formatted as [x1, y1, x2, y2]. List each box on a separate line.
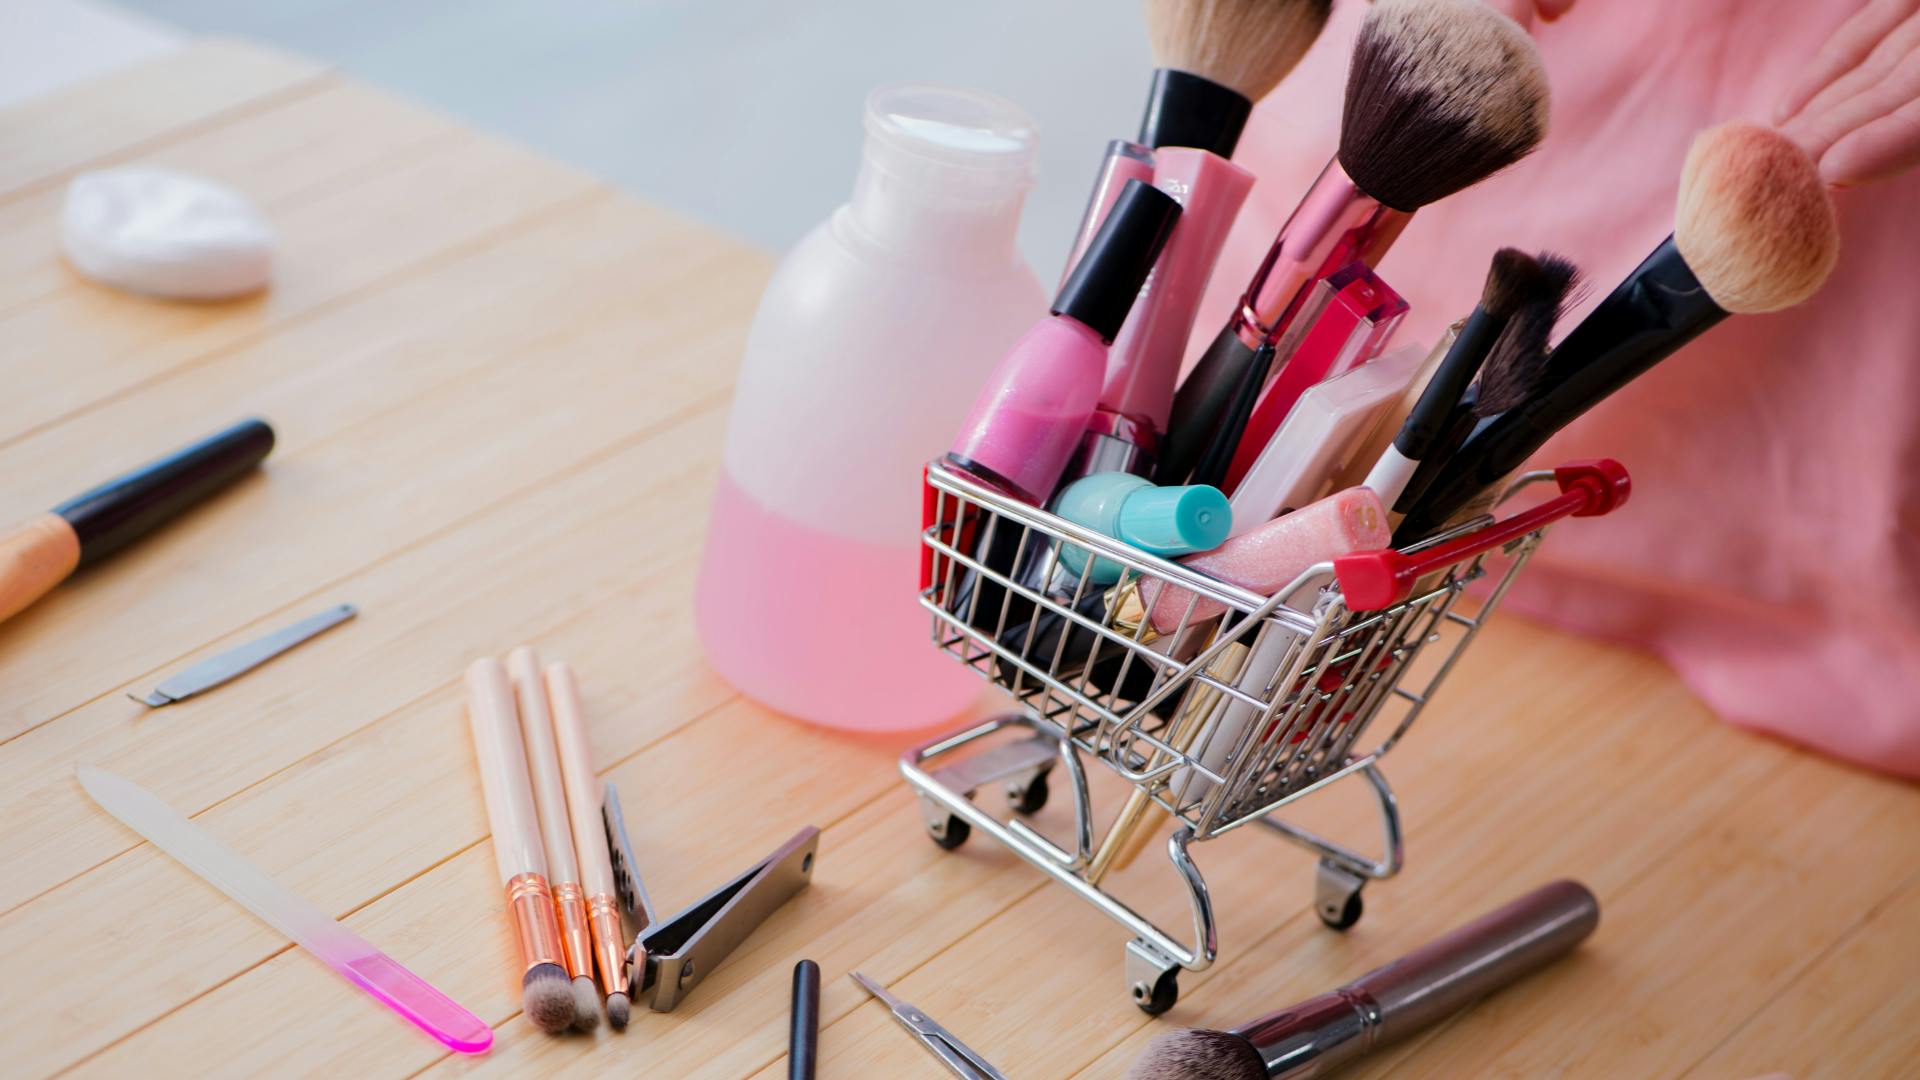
[947, 179, 1182, 506]
[1158, 0, 1551, 487]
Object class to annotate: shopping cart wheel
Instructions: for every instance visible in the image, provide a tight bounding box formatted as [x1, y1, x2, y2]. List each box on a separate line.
[1132, 969, 1179, 1016]
[1007, 767, 1051, 815]
[1314, 859, 1366, 931]
[1318, 891, 1363, 930]
[928, 814, 971, 851]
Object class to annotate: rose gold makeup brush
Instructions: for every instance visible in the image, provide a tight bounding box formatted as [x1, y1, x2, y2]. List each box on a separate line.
[464, 658, 576, 1035]
[1139, 0, 1334, 157]
[1160, 0, 1550, 485]
[543, 660, 632, 1030]
[506, 646, 599, 1031]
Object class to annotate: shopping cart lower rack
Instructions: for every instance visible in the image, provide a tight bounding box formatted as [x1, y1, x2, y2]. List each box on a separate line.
[905, 456, 1630, 1013]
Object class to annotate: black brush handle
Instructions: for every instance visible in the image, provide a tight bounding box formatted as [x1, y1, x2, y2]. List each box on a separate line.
[789, 959, 820, 1080]
[1158, 324, 1262, 485]
[1397, 306, 1499, 458]
[1188, 341, 1276, 490]
[52, 418, 275, 566]
[1396, 239, 1723, 538]
[1138, 68, 1251, 158]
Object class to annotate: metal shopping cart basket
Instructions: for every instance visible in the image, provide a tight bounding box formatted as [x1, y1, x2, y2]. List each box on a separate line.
[904, 456, 1630, 1013]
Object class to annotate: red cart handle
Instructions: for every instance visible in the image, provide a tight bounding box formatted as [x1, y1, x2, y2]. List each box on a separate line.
[1333, 458, 1631, 612]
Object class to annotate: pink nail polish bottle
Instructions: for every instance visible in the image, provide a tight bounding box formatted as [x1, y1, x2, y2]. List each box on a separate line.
[948, 180, 1182, 504]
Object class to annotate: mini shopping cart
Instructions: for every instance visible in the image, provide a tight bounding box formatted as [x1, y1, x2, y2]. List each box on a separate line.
[904, 456, 1630, 1013]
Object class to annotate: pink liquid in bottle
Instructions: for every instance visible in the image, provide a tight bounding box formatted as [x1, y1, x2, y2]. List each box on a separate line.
[696, 471, 982, 731]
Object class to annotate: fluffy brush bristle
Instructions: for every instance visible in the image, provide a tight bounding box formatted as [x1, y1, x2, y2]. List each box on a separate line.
[1473, 253, 1580, 415]
[606, 991, 631, 1030]
[522, 962, 577, 1035]
[571, 975, 601, 1031]
[1145, 0, 1334, 101]
[1675, 121, 1839, 314]
[1480, 247, 1543, 320]
[1339, 0, 1549, 211]
[1126, 1028, 1266, 1080]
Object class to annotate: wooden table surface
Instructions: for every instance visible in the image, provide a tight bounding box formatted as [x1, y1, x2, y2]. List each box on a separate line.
[4, 42, 1916, 1080]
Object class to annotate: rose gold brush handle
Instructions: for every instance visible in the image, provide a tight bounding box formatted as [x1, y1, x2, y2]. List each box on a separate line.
[508, 647, 592, 982]
[545, 661, 629, 998]
[464, 658, 563, 974]
[0, 514, 81, 624]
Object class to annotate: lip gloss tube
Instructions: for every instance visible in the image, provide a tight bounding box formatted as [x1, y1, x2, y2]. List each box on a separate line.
[1060, 140, 1156, 286]
[1160, 159, 1411, 486]
[1223, 264, 1408, 491]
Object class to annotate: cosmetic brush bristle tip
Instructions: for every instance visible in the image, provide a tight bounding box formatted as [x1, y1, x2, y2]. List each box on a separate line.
[1126, 1028, 1266, 1080]
[1675, 121, 1838, 314]
[606, 991, 630, 1030]
[522, 963, 577, 1035]
[1472, 253, 1582, 416]
[1145, 0, 1333, 102]
[570, 975, 601, 1031]
[1340, 0, 1550, 211]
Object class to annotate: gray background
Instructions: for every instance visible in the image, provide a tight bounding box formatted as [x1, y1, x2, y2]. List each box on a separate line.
[112, 0, 1152, 273]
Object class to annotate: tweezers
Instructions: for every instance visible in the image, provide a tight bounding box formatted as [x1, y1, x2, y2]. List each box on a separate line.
[850, 970, 1008, 1080]
[131, 603, 357, 707]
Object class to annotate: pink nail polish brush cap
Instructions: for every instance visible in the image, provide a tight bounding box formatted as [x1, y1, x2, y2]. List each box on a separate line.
[949, 180, 1181, 504]
[1144, 486, 1391, 635]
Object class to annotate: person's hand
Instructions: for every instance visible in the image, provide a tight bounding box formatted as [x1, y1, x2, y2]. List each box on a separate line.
[1777, 0, 1920, 186]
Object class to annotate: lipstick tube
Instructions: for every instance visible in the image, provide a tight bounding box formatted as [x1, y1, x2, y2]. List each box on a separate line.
[1060, 140, 1155, 286]
[1160, 159, 1410, 486]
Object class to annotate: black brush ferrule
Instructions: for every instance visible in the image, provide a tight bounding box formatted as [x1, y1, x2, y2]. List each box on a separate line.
[1138, 68, 1252, 158]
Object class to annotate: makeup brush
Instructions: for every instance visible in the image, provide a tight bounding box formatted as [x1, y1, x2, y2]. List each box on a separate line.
[1395, 121, 1839, 538]
[1126, 880, 1599, 1079]
[1139, 0, 1333, 158]
[1159, 0, 1549, 486]
[506, 647, 599, 1031]
[1364, 249, 1544, 508]
[1383, 253, 1580, 521]
[545, 661, 633, 1030]
[464, 658, 577, 1035]
[0, 417, 273, 624]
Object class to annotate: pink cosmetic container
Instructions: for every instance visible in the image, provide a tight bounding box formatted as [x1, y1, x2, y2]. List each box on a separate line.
[1101, 147, 1257, 439]
[1059, 139, 1155, 286]
[1143, 485, 1392, 635]
[1224, 263, 1408, 490]
[948, 180, 1180, 504]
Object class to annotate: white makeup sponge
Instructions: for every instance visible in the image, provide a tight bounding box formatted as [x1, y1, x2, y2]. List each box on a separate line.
[63, 167, 274, 300]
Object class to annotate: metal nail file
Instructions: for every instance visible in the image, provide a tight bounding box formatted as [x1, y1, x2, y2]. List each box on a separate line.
[132, 603, 356, 707]
[850, 971, 1008, 1080]
[602, 782, 818, 1012]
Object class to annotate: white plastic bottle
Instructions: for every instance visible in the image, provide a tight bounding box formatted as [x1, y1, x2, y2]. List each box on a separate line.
[696, 84, 1047, 731]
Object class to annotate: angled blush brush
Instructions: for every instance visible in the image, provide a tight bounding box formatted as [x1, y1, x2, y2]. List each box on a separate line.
[1159, 0, 1549, 486]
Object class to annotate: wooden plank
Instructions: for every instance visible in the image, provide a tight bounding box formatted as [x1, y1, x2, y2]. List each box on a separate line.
[1341, 752, 1920, 1078]
[0, 39, 327, 200]
[0, 123, 603, 448]
[1683, 874, 1920, 1079]
[0, 80, 457, 315]
[0, 195, 761, 743]
[788, 627, 1795, 1079]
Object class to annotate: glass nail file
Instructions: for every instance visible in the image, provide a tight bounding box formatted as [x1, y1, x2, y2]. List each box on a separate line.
[75, 765, 493, 1054]
[132, 603, 356, 707]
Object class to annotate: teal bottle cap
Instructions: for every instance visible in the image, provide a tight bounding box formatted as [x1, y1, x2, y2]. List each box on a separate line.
[1116, 483, 1231, 555]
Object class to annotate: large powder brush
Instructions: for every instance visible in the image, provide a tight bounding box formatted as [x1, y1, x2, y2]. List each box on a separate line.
[1139, 0, 1333, 157]
[1395, 121, 1839, 538]
[1161, 0, 1549, 485]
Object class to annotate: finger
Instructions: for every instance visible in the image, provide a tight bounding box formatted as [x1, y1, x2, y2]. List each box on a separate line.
[1788, 38, 1920, 158]
[1820, 95, 1920, 184]
[1775, 0, 1920, 124]
[1791, 9, 1920, 134]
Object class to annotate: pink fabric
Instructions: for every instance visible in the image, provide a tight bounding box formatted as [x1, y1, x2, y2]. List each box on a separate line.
[1199, 0, 1920, 776]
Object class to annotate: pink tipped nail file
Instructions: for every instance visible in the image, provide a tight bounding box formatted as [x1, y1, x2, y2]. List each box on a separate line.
[76, 765, 493, 1054]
